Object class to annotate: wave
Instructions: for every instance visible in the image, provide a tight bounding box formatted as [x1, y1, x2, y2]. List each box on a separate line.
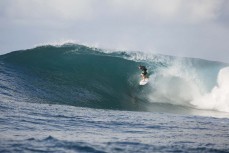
[0, 44, 228, 113]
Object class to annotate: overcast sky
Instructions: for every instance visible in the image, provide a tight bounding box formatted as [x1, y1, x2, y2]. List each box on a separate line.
[0, 0, 229, 62]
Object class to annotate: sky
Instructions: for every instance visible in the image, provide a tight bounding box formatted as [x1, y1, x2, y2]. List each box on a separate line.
[0, 0, 229, 62]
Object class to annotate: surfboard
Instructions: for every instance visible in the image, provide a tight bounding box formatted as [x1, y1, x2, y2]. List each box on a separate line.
[139, 78, 149, 85]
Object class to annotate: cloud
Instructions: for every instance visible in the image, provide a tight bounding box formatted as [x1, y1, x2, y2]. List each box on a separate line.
[184, 0, 222, 23]
[1, 0, 223, 24]
[0, 0, 229, 62]
[106, 0, 222, 24]
[1, 0, 95, 22]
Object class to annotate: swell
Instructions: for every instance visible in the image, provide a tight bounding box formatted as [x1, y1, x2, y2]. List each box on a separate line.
[0, 44, 228, 113]
[0, 44, 148, 111]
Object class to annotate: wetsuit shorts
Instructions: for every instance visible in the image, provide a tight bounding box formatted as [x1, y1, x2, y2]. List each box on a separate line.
[142, 71, 147, 75]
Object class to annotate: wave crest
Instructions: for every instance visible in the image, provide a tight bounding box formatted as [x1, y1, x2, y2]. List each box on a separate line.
[1, 44, 228, 114]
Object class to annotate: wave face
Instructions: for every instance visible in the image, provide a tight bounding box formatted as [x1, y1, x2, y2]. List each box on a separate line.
[0, 44, 228, 114]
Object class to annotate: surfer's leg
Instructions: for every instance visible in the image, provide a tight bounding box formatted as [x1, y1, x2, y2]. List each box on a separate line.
[141, 74, 144, 80]
[141, 74, 146, 81]
[142, 72, 147, 80]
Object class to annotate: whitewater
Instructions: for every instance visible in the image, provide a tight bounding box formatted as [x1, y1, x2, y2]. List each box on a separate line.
[1, 44, 229, 152]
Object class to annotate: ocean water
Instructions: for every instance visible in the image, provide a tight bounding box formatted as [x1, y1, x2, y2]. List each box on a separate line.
[1, 44, 229, 152]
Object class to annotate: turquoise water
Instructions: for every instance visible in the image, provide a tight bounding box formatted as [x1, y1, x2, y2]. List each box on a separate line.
[1, 44, 229, 152]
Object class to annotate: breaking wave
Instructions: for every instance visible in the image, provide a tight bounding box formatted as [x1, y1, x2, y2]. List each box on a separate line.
[0, 44, 228, 113]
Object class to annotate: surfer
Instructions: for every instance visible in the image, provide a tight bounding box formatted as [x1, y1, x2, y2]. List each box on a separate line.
[139, 65, 148, 81]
